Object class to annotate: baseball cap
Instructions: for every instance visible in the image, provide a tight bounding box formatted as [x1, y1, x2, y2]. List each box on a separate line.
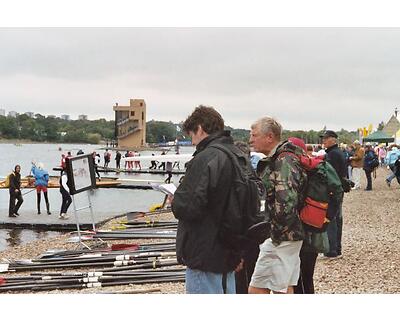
[320, 130, 338, 139]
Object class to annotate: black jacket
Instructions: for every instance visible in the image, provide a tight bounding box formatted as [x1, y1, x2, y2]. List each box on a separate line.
[9, 172, 21, 194]
[172, 131, 241, 273]
[325, 144, 347, 179]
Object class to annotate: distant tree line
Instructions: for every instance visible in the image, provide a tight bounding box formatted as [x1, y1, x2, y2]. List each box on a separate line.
[0, 115, 358, 145]
[0, 114, 114, 144]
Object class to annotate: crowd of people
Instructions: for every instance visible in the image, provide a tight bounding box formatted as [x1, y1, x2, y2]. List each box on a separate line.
[171, 105, 400, 294]
[5, 105, 400, 295]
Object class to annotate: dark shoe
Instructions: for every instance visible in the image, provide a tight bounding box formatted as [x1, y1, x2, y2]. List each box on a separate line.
[386, 179, 391, 187]
[14, 212, 19, 216]
[364, 188, 372, 191]
[47, 211, 52, 215]
[37, 211, 41, 215]
[9, 214, 17, 218]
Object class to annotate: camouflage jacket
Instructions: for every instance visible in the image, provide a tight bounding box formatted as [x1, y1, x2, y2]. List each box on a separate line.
[257, 141, 307, 245]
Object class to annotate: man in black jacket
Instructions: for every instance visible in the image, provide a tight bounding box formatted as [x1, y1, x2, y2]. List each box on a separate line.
[9, 165, 24, 217]
[172, 105, 244, 294]
[320, 130, 346, 258]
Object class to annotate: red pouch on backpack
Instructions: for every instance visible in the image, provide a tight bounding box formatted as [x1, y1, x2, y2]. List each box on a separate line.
[300, 197, 328, 229]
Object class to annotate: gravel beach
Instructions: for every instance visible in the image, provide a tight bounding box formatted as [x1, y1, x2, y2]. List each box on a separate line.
[1, 167, 399, 294]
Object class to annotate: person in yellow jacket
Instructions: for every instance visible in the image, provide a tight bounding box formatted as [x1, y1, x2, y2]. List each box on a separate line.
[349, 140, 365, 190]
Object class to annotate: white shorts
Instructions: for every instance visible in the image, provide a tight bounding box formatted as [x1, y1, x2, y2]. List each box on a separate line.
[250, 238, 303, 293]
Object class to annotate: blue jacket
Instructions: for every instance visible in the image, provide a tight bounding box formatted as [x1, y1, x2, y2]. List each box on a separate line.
[385, 148, 400, 165]
[31, 166, 49, 187]
[363, 150, 377, 170]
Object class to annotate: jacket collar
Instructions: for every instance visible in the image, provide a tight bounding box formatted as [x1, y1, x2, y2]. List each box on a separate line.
[325, 144, 339, 153]
[194, 130, 232, 155]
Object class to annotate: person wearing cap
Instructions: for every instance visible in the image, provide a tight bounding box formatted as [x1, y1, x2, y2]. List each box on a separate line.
[349, 140, 364, 190]
[320, 130, 346, 259]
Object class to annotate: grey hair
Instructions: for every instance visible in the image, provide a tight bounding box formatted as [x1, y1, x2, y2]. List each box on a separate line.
[251, 116, 282, 140]
[234, 140, 250, 156]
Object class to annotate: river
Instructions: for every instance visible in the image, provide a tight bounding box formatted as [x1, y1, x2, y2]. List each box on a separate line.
[0, 142, 194, 252]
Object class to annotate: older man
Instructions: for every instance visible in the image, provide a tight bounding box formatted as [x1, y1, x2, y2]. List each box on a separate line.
[320, 130, 346, 259]
[248, 116, 307, 294]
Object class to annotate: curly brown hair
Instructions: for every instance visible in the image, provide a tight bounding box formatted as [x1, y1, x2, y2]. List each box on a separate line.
[182, 105, 224, 134]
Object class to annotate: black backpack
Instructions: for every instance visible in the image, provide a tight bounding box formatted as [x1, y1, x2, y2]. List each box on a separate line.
[210, 144, 269, 247]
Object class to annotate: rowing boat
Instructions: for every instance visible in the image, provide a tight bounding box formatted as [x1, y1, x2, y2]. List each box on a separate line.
[0, 176, 121, 189]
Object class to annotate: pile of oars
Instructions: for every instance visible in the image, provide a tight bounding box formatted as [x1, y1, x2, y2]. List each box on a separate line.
[92, 219, 178, 240]
[0, 267, 185, 292]
[1, 242, 178, 272]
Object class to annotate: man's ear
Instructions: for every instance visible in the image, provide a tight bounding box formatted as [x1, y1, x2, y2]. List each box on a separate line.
[196, 125, 204, 135]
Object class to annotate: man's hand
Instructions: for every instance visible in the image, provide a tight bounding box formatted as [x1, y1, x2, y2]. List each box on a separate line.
[235, 259, 244, 273]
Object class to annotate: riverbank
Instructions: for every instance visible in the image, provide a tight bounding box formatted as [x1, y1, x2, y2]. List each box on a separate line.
[0, 167, 399, 294]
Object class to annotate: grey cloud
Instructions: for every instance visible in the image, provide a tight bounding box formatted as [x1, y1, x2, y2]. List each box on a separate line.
[0, 28, 399, 130]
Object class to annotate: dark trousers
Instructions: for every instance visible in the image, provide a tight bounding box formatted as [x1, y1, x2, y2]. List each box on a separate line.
[60, 190, 72, 214]
[158, 162, 165, 170]
[37, 191, 50, 213]
[165, 171, 172, 184]
[326, 205, 343, 256]
[9, 191, 23, 215]
[116, 160, 120, 169]
[94, 166, 101, 179]
[294, 250, 318, 294]
[235, 245, 260, 294]
[364, 169, 373, 190]
[149, 161, 157, 169]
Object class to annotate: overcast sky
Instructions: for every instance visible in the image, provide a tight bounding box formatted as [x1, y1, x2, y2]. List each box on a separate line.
[0, 28, 399, 131]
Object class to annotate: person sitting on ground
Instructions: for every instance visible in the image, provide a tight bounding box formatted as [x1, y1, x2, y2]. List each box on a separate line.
[31, 162, 51, 215]
[8, 165, 24, 218]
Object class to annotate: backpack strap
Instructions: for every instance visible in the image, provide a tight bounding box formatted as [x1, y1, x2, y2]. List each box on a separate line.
[209, 144, 248, 180]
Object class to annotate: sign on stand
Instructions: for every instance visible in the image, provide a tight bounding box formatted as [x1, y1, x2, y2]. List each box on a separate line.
[65, 154, 103, 249]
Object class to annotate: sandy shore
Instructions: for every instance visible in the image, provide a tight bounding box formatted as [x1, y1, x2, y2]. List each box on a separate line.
[1, 167, 399, 294]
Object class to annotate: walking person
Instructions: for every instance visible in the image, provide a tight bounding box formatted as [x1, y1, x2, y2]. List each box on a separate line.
[8, 165, 24, 218]
[363, 143, 378, 191]
[115, 151, 122, 169]
[134, 151, 142, 170]
[31, 162, 51, 215]
[248, 117, 307, 294]
[350, 140, 364, 190]
[172, 105, 249, 294]
[92, 152, 101, 180]
[385, 146, 400, 187]
[59, 169, 72, 219]
[158, 151, 166, 170]
[165, 161, 173, 184]
[149, 154, 158, 169]
[378, 146, 387, 167]
[104, 149, 111, 168]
